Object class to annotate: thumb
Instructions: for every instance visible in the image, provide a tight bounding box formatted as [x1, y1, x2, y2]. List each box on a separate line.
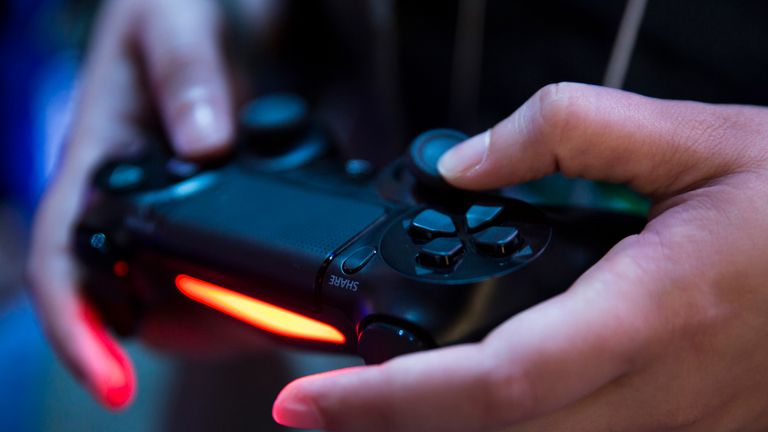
[438, 82, 760, 195]
[136, 0, 234, 158]
[272, 234, 665, 432]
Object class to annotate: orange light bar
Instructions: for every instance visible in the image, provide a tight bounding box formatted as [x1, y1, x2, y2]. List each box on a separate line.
[175, 274, 346, 344]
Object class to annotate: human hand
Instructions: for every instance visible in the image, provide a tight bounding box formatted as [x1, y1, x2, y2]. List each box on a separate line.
[272, 82, 768, 431]
[28, 0, 236, 409]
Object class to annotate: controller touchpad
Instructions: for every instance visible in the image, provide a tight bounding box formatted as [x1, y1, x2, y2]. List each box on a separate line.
[157, 173, 386, 261]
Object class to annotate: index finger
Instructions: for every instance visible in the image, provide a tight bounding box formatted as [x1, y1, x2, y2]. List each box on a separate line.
[26, 0, 146, 409]
[136, 0, 234, 158]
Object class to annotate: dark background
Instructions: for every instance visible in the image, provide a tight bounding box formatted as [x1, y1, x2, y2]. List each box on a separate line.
[1, 0, 767, 430]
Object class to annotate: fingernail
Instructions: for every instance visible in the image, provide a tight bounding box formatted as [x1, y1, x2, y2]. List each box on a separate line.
[172, 91, 231, 156]
[437, 131, 489, 179]
[273, 393, 324, 429]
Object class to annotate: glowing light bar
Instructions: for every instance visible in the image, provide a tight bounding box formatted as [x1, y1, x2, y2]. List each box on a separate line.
[175, 274, 346, 344]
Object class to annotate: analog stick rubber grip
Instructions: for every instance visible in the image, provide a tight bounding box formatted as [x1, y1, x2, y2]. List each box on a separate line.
[406, 129, 468, 189]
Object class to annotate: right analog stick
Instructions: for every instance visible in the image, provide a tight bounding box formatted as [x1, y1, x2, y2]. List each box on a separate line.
[406, 129, 468, 189]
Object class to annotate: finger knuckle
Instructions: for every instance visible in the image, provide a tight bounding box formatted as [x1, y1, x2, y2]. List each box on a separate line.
[532, 83, 570, 140]
[154, 49, 202, 92]
[482, 363, 538, 426]
[25, 256, 42, 295]
[141, 2, 222, 96]
[654, 405, 709, 430]
[674, 108, 741, 173]
[679, 109, 733, 150]
[531, 82, 593, 175]
[25, 211, 54, 297]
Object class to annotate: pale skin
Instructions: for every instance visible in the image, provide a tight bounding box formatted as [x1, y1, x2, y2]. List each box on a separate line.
[29, 0, 768, 430]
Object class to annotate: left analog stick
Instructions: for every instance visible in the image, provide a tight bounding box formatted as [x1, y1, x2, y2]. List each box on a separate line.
[239, 93, 310, 155]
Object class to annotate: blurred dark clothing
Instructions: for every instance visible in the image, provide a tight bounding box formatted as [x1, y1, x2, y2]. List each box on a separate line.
[263, 0, 768, 164]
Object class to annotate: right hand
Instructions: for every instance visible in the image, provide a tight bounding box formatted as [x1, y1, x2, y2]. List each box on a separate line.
[274, 84, 768, 432]
[28, 0, 239, 409]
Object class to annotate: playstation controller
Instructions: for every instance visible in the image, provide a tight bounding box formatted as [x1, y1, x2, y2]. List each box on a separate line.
[76, 93, 644, 364]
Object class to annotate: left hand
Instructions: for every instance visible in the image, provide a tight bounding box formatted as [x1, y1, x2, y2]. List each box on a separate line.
[27, 0, 283, 409]
[271, 83, 768, 431]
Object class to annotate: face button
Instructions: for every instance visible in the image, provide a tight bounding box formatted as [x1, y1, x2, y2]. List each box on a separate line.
[473, 226, 522, 257]
[409, 209, 457, 240]
[466, 205, 503, 231]
[418, 237, 465, 268]
[342, 246, 377, 275]
[357, 321, 429, 364]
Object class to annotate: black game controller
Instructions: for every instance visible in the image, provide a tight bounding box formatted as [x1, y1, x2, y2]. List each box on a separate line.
[76, 93, 644, 364]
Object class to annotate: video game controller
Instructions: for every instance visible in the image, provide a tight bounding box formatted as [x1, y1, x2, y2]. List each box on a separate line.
[76, 93, 645, 364]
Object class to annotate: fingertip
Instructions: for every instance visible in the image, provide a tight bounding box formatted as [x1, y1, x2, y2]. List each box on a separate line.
[437, 131, 489, 186]
[79, 303, 137, 410]
[169, 91, 234, 160]
[272, 382, 324, 429]
[98, 361, 136, 410]
[99, 339, 136, 410]
[272, 367, 368, 429]
[80, 339, 136, 411]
